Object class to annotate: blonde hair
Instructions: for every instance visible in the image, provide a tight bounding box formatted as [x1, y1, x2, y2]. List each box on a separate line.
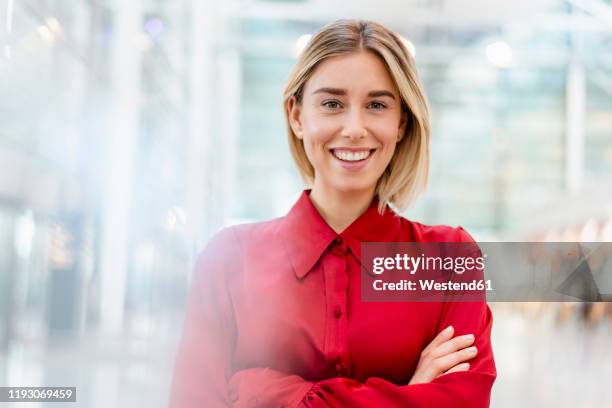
[282, 19, 430, 214]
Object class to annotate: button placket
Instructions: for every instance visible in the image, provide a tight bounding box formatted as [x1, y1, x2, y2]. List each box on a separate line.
[322, 245, 350, 378]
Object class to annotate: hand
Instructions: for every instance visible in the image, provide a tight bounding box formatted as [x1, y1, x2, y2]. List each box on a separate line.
[408, 325, 477, 385]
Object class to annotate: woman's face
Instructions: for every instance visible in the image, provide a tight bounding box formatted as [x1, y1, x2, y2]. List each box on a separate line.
[288, 51, 407, 196]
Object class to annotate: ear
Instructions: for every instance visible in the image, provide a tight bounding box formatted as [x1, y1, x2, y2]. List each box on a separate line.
[397, 107, 409, 142]
[286, 95, 304, 139]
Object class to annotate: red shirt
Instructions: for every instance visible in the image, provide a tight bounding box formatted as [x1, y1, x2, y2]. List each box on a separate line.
[170, 190, 496, 407]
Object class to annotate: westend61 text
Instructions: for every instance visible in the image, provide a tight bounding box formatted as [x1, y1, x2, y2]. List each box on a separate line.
[373, 279, 493, 291]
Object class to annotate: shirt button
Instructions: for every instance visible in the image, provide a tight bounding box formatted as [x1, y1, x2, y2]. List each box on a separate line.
[332, 237, 348, 255]
[334, 305, 342, 318]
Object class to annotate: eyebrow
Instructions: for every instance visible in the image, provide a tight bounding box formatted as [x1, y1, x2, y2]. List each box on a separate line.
[312, 87, 396, 100]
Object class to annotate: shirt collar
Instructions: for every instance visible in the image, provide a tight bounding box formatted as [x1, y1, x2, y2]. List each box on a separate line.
[279, 190, 403, 279]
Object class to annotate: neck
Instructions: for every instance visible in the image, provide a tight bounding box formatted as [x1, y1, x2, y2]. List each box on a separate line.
[309, 181, 376, 233]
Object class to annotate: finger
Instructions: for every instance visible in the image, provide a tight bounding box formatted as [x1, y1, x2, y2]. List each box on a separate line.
[438, 363, 470, 377]
[431, 334, 475, 358]
[422, 325, 454, 355]
[432, 346, 478, 375]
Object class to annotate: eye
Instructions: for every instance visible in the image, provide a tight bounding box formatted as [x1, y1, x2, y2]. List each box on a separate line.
[322, 100, 342, 110]
[368, 101, 387, 110]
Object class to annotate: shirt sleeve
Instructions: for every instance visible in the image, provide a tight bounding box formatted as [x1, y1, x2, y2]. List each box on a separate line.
[228, 368, 314, 408]
[168, 227, 316, 408]
[169, 228, 238, 408]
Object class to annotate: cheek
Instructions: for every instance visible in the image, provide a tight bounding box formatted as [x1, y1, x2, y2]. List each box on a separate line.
[302, 136, 330, 167]
[302, 109, 339, 145]
[302, 128, 336, 157]
[303, 122, 336, 144]
[377, 146, 398, 170]
[377, 121, 401, 141]
[374, 123, 400, 153]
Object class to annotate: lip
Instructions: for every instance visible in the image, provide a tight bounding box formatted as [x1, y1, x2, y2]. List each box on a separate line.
[329, 148, 376, 171]
[329, 147, 374, 152]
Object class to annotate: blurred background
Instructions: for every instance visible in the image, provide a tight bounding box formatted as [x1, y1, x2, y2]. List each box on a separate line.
[0, 0, 611, 406]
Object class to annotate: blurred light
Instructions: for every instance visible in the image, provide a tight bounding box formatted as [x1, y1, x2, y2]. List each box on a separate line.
[163, 206, 187, 231]
[4, 45, 10, 59]
[37, 25, 54, 43]
[6, 0, 14, 33]
[45, 16, 64, 38]
[172, 206, 187, 225]
[144, 17, 164, 39]
[294, 34, 312, 58]
[399, 35, 416, 58]
[49, 224, 75, 269]
[602, 219, 612, 241]
[579, 218, 598, 242]
[486, 41, 513, 69]
[102, 29, 112, 45]
[14, 211, 35, 258]
[166, 211, 177, 230]
[132, 32, 153, 51]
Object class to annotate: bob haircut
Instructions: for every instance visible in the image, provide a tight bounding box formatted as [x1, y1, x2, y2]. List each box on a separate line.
[282, 19, 430, 214]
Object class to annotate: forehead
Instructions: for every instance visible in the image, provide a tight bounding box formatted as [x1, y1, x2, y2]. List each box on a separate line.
[304, 51, 398, 95]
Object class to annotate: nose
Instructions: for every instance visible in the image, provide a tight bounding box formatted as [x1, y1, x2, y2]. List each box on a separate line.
[341, 108, 367, 140]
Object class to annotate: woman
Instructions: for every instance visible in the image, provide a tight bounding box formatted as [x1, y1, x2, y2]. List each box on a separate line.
[170, 19, 496, 408]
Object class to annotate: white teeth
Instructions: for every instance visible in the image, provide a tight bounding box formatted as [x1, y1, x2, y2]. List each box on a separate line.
[332, 149, 371, 162]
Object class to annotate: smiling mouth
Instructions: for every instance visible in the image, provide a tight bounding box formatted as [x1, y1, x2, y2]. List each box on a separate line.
[330, 148, 376, 162]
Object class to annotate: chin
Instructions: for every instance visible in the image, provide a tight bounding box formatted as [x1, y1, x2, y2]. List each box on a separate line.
[329, 178, 377, 195]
